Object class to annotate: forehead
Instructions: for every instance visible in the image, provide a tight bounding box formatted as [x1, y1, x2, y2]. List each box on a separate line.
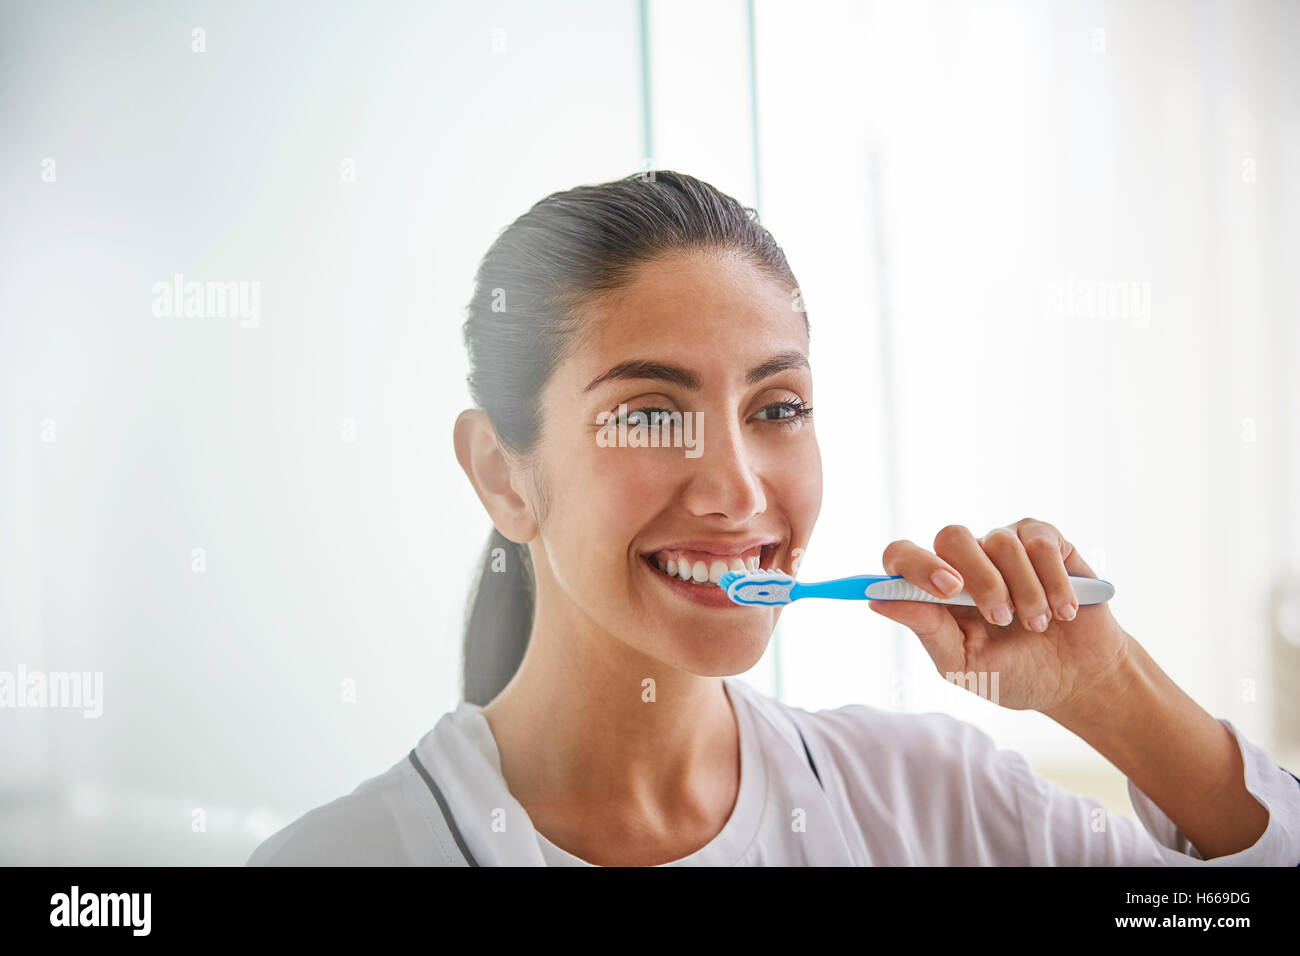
[569, 249, 808, 382]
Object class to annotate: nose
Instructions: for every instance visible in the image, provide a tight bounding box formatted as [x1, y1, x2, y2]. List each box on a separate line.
[681, 416, 766, 521]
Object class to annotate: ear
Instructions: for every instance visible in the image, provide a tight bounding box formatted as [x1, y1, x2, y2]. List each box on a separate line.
[453, 409, 538, 544]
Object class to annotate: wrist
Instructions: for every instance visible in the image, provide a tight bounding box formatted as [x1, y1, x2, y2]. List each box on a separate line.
[1043, 628, 1147, 731]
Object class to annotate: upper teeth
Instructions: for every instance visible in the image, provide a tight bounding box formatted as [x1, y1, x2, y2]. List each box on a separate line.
[651, 550, 765, 584]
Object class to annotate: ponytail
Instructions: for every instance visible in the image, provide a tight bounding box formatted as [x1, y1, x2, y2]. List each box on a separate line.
[462, 527, 534, 705]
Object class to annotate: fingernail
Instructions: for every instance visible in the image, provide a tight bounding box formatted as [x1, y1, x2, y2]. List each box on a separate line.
[1057, 603, 1076, 621]
[1027, 612, 1050, 632]
[991, 603, 1014, 626]
[931, 569, 962, 596]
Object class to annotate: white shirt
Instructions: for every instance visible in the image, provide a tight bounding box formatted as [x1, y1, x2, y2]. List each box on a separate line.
[247, 675, 1300, 866]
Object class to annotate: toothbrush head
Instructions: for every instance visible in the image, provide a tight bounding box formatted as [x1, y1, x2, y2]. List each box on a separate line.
[718, 568, 796, 606]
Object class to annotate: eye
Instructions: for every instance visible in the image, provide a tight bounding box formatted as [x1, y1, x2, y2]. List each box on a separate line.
[752, 399, 813, 428]
[617, 406, 674, 427]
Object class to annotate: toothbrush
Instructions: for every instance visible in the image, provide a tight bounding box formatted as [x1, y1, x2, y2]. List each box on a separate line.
[717, 569, 1115, 608]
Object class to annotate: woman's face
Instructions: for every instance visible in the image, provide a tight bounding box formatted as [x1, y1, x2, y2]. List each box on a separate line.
[524, 249, 822, 676]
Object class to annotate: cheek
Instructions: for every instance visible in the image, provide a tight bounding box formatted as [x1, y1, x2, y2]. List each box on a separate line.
[546, 444, 678, 578]
[581, 451, 678, 540]
[768, 438, 823, 530]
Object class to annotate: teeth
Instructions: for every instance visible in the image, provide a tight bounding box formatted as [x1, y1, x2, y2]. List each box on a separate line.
[647, 547, 778, 586]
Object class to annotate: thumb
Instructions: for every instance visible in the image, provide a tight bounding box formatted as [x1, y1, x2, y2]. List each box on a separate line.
[868, 600, 966, 673]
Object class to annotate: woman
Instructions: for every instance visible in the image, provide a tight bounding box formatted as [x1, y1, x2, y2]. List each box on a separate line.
[249, 171, 1300, 866]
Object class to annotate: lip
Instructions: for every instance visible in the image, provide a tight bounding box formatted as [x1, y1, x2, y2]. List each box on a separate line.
[640, 553, 752, 609]
[640, 537, 780, 558]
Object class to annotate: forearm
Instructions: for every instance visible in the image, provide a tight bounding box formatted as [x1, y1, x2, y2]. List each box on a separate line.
[1045, 634, 1268, 860]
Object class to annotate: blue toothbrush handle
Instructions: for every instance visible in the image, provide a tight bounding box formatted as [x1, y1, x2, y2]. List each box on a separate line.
[792, 575, 896, 601]
[796, 574, 1115, 606]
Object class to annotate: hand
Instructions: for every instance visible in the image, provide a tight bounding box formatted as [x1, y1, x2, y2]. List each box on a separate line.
[867, 518, 1133, 718]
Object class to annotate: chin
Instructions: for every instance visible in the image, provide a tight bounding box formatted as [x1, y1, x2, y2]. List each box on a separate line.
[669, 626, 772, 677]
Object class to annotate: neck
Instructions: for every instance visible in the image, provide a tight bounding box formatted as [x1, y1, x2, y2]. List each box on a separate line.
[479, 582, 738, 818]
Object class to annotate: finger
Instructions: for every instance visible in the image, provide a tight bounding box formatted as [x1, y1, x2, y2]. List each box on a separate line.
[979, 526, 1052, 631]
[973, 528, 1043, 630]
[1060, 539, 1097, 579]
[1016, 520, 1078, 622]
[881, 538, 966, 599]
[933, 524, 1014, 627]
[867, 600, 965, 675]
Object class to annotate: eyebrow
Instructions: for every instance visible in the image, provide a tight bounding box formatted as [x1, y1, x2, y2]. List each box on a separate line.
[583, 350, 809, 392]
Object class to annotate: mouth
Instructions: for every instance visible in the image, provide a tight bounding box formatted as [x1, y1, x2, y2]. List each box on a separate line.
[637, 546, 774, 590]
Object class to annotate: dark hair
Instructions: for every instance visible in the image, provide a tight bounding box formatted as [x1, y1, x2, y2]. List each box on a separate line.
[459, 170, 805, 705]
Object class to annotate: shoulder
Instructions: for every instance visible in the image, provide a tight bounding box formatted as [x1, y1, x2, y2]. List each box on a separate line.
[756, 687, 1031, 838]
[735, 676, 1008, 780]
[246, 752, 461, 866]
[809, 698, 1003, 759]
[729, 681, 1178, 865]
[776, 691, 1043, 862]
